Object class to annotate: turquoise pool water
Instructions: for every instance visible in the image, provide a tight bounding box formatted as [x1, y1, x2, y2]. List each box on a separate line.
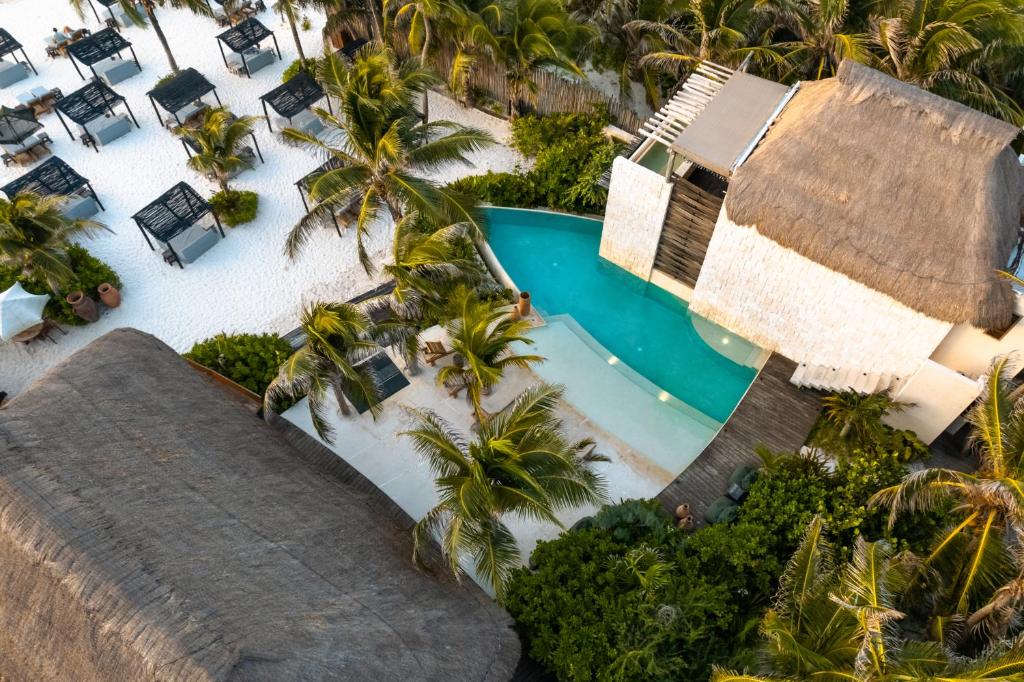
[484, 207, 759, 423]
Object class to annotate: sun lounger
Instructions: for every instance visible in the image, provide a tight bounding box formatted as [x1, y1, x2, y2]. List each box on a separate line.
[227, 47, 275, 76]
[0, 60, 29, 88]
[94, 58, 141, 86]
[423, 340, 454, 365]
[83, 114, 132, 146]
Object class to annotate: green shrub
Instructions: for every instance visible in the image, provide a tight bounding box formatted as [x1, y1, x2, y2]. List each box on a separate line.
[0, 244, 121, 326]
[184, 332, 292, 396]
[210, 190, 258, 227]
[282, 58, 317, 82]
[511, 111, 608, 155]
[300, 15, 312, 30]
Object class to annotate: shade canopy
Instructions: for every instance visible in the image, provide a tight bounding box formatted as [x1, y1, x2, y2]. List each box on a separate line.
[148, 67, 215, 114]
[336, 37, 368, 61]
[0, 282, 48, 341]
[260, 70, 324, 118]
[54, 80, 126, 125]
[66, 28, 131, 66]
[1, 157, 87, 200]
[132, 182, 212, 243]
[672, 71, 791, 177]
[0, 28, 21, 60]
[216, 18, 273, 53]
[0, 107, 41, 145]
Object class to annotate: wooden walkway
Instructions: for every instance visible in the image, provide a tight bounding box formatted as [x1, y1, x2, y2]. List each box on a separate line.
[657, 354, 821, 522]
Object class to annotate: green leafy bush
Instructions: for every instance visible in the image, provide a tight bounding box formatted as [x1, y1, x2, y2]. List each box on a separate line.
[184, 332, 292, 396]
[282, 58, 317, 82]
[210, 190, 258, 227]
[0, 244, 121, 325]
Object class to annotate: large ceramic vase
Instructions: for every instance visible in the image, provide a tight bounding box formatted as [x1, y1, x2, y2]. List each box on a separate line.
[98, 283, 121, 308]
[66, 291, 99, 323]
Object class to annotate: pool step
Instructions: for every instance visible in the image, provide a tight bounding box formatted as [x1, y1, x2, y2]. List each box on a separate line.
[790, 362, 901, 395]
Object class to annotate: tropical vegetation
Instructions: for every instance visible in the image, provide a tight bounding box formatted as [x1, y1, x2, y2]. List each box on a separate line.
[185, 332, 294, 396]
[176, 107, 259, 195]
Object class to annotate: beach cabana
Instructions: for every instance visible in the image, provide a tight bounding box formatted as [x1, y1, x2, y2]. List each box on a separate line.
[132, 182, 225, 268]
[66, 28, 141, 85]
[216, 18, 280, 78]
[336, 37, 368, 62]
[54, 80, 139, 149]
[147, 67, 221, 128]
[259, 70, 331, 133]
[0, 28, 35, 87]
[296, 157, 354, 236]
[1, 156, 104, 219]
[0, 106, 50, 164]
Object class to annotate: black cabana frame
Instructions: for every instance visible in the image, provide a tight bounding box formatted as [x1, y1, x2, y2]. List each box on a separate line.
[1, 156, 104, 210]
[53, 80, 139, 149]
[147, 68, 221, 126]
[215, 18, 281, 78]
[335, 37, 368, 62]
[0, 106, 42, 146]
[295, 157, 351, 237]
[132, 181, 224, 268]
[0, 28, 36, 75]
[66, 28, 140, 80]
[258, 70, 332, 132]
[85, 0, 138, 30]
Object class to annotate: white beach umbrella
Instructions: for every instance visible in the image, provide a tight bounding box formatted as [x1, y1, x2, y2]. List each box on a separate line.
[0, 282, 49, 341]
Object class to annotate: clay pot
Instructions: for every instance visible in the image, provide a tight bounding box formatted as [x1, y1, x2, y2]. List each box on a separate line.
[677, 515, 695, 530]
[675, 503, 691, 519]
[97, 282, 121, 308]
[516, 291, 531, 318]
[66, 290, 99, 323]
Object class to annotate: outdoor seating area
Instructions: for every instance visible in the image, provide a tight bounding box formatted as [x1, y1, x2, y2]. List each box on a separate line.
[259, 70, 330, 133]
[0, 282, 63, 345]
[147, 67, 221, 128]
[66, 28, 141, 85]
[132, 181, 225, 268]
[1, 156, 103, 219]
[216, 18, 280, 78]
[210, 0, 268, 27]
[54, 79, 139, 150]
[0, 28, 36, 87]
[180, 109, 264, 171]
[0, 106, 51, 166]
[83, 0, 141, 31]
[44, 26, 90, 59]
[295, 157, 355, 236]
[14, 86, 63, 116]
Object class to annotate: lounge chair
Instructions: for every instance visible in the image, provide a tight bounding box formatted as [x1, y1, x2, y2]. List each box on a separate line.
[422, 340, 454, 365]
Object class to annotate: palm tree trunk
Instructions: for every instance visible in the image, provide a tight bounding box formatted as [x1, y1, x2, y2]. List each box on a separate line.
[143, 1, 179, 73]
[420, 16, 431, 121]
[366, 0, 385, 43]
[333, 381, 352, 416]
[286, 4, 307, 63]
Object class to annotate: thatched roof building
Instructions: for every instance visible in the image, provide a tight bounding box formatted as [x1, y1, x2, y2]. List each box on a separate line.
[0, 328, 519, 681]
[725, 60, 1024, 329]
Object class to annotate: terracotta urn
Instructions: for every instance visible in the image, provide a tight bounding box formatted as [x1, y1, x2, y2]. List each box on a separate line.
[675, 503, 691, 519]
[677, 515, 695, 530]
[66, 290, 99, 323]
[516, 291, 531, 318]
[98, 282, 121, 308]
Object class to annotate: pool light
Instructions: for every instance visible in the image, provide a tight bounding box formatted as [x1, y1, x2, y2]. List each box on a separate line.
[722, 337, 730, 344]
[658, 391, 670, 402]
[607, 355, 619, 366]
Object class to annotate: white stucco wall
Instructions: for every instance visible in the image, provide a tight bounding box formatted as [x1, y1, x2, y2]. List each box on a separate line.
[598, 156, 673, 279]
[929, 294, 1024, 378]
[690, 210, 953, 377]
[885, 361, 982, 444]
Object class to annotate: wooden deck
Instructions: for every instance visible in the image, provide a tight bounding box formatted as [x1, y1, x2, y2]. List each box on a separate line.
[657, 354, 821, 522]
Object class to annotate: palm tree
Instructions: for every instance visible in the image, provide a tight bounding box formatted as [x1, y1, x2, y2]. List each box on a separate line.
[274, 0, 316, 63]
[264, 301, 383, 442]
[176, 107, 258, 193]
[494, 0, 589, 116]
[441, 0, 501, 105]
[436, 286, 545, 423]
[870, 0, 1024, 124]
[712, 517, 1024, 681]
[389, 0, 457, 119]
[870, 356, 1024, 629]
[0, 193, 105, 292]
[69, 0, 212, 73]
[283, 46, 495, 271]
[760, 0, 870, 81]
[810, 389, 904, 454]
[402, 382, 608, 593]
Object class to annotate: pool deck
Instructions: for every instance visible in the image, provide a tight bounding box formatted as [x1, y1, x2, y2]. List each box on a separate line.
[656, 354, 821, 523]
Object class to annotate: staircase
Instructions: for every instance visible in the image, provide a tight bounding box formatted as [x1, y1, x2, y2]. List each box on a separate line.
[652, 176, 724, 287]
[790, 362, 905, 395]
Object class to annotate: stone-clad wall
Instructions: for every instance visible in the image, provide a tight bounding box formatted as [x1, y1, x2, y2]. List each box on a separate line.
[598, 156, 673, 279]
[690, 209, 953, 377]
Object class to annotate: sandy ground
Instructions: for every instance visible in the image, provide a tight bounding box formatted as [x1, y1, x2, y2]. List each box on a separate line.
[0, 0, 523, 395]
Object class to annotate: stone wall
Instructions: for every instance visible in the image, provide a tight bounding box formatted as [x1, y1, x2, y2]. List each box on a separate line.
[598, 156, 673, 279]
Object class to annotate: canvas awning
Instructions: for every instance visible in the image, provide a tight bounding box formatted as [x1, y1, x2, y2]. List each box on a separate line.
[0, 157, 101, 209]
[671, 71, 791, 177]
[65, 28, 139, 79]
[0, 282, 48, 341]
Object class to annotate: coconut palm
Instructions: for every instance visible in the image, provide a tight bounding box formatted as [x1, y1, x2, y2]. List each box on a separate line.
[0, 193, 106, 293]
[870, 0, 1024, 124]
[68, 0, 212, 73]
[265, 301, 383, 442]
[274, 0, 324, 62]
[760, 0, 871, 81]
[436, 286, 545, 423]
[283, 46, 494, 271]
[870, 356, 1024, 629]
[712, 517, 1024, 681]
[810, 389, 904, 454]
[442, 0, 502, 105]
[402, 382, 608, 593]
[389, 0, 457, 119]
[175, 107, 258, 193]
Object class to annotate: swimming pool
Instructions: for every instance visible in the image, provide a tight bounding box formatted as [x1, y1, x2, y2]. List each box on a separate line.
[484, 207, 760, 423]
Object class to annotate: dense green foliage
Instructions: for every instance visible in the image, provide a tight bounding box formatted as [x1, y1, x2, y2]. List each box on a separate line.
[183, 332, 293, 396]
[210, 190, 259, 227]
[450, 112, 620, 214]
[282, 57, 318, 82]
[0, 245, 120, 326]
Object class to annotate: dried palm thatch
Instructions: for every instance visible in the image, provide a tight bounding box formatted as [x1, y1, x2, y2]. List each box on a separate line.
[0, 328, 519, 681]
[725, 60, 1024, 329]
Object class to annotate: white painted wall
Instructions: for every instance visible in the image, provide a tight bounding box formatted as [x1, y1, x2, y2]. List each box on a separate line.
[885, 361, 982, 444]
[598, 157, 673, 279]
[690, 210, 953, 378]
[929, 293, 1024, 378]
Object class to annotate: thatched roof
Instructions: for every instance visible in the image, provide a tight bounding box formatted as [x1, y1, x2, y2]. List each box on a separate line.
[725, 60, 1024, 329]
[0, 328, 519, 681]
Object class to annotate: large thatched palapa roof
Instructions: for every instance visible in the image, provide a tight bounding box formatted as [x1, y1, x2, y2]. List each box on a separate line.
[0, 328, 518, 681]
[725, 60, 1024, 329]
